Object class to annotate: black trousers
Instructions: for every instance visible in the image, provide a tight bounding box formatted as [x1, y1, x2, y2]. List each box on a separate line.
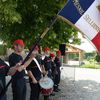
[0, 94, 7, 100]
[54, 70, 61, 90]
[54, 72, 60, 85]
[44, 95, 50, 100]
[0, 79, 7, 100]
[12, 78, 26, 100]
[29, 83, 40, 100]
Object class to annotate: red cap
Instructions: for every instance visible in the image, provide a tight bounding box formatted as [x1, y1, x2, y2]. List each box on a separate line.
[44, 47, 50, 52]
[50, 53, 55, 57]
[13, 39, 25, 46]
[56, 50, 61, 55]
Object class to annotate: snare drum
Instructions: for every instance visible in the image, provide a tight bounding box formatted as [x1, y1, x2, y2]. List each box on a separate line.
[39, 76, 54, 95]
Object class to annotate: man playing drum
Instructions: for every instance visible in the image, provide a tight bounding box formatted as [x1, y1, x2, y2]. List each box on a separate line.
[42, 47, 52, 100]
[26, 45, 43, 100]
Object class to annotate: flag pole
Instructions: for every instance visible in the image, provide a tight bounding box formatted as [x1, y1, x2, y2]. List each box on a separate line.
[0, 1, 69, 96]
[0, 16, 58, 97]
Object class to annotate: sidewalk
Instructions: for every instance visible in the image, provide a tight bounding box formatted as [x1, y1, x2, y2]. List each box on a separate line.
[7, 66, 100, 100]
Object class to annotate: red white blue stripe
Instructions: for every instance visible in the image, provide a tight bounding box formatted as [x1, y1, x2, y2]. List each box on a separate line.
[58, 0, 100, 52]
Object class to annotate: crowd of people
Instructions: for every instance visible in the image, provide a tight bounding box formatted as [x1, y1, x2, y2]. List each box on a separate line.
[0, 39, 62, 100]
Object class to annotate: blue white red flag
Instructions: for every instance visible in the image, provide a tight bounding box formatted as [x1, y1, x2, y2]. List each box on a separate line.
[58, 0, 100, 52]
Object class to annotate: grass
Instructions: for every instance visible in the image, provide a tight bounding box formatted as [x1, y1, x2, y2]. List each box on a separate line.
[80, 60, 100, 69]
[81, 64, 100, 69]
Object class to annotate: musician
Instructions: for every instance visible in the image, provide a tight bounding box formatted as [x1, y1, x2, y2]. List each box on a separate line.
[42, 47, 52, 100]
[50, 53, 56, 79]
[26, 45, 42, 100]
[8, 39, 27, 100]
[49, 53, 56, 96]
[54, 50, 61, 92]
[0, 56, 34, 100]
[0, 59, 16, 100]
[43, 47, 52, 77]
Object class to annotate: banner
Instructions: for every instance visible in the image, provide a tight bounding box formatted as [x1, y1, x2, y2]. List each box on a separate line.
[58, 0, 100, 52]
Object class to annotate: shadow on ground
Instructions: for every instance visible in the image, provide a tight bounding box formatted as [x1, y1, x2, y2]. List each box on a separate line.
[58, 77, 100, 100]
[6, 76, 100, 100]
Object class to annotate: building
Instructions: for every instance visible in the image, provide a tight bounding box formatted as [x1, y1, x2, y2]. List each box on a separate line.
[63, 44, 85, 65]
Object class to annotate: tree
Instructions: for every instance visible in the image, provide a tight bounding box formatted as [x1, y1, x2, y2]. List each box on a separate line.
[0, 0, 81, 48]
[95, 54, 100, 62]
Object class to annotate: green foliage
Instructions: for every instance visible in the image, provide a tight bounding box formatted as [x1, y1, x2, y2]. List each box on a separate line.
[95, 54, 100, 62]
[0, 45, 6, 55]
[81, 64, 100, 69]
[80, 60, 100, 69]
[68, 53, 79, 60]
[85, 52, 96, 60]
[0, 0, 81, 48]
[0, 0, 21, 24]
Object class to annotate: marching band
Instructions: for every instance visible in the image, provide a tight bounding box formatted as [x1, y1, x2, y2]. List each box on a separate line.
[0, 39, 62, 100]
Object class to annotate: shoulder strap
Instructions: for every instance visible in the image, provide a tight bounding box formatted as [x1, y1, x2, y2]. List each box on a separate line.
[33, 58, 42, 73]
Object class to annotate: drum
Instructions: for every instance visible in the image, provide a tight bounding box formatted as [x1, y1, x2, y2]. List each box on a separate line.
[39, 76, 54, 95]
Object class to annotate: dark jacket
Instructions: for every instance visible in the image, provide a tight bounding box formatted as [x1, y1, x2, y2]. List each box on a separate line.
[0, 59, 9, 95]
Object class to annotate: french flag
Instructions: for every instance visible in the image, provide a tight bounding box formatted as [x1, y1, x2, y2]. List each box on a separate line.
[58, 0, 100, 53]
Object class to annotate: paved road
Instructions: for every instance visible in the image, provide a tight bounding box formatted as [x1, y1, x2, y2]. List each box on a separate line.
[6, 66, 100, 100]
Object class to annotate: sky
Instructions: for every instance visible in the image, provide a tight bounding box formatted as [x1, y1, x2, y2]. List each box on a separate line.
[75, 32, 96, 52]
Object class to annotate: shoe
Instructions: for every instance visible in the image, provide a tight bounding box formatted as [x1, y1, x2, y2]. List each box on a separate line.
[53, 89, 59, 92]
[57, 88, 61, 91]
[50, 93, 55, 96]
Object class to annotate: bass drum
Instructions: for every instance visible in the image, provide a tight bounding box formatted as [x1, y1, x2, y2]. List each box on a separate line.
[39, 76, 54, 95]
